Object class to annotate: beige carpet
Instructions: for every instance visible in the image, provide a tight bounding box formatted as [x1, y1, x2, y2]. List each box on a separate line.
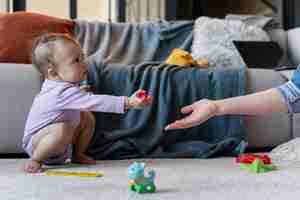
[1, 158, 300, 200]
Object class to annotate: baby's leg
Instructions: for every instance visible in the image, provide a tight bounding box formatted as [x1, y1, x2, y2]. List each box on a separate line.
[72, 112, 96, 164]
[24, 123, 75, 173]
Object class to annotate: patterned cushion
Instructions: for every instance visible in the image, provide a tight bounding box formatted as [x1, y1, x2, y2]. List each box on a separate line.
[192, 16, 270, 68]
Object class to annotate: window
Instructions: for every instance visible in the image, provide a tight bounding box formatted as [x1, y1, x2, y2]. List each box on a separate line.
[25, 0, 119, 21]
[10, 0, 166, 22]
[0, 1, 10, 12]
[125, 0, 165, 22]
[26, 0, 69, 18]
[77, 0, 118, 21]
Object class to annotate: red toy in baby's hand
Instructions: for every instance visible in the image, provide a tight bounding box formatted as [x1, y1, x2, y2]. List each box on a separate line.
[236, 154, 272, 165]
[136, 90, 148, 98]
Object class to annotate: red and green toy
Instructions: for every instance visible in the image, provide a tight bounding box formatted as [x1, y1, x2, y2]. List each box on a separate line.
[136, 90, 148, 99]
[236, 154, 272, 165]
[236, 154, 277, 173]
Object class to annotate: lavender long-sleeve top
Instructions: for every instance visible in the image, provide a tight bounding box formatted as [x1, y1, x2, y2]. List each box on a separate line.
[22, 79, 125, 148]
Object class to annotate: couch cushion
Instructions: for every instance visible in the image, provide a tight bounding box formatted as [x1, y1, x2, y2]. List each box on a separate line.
[0, 63, 41, 153]
[0, 12, 74, 64]
[246, 69, 291, 148]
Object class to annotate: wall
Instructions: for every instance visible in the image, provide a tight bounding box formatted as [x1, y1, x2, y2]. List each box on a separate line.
[206, 0, 274, 17]
[294, 0, 300, 28]
[26, 0, 119, 21]
[203, 0, 283, 27]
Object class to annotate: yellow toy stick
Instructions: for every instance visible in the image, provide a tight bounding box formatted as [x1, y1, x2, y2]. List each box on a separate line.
[45, 170, 104, 177]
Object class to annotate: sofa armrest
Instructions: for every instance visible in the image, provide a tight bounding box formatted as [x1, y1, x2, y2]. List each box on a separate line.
[0, 64, 41, 154]
[287, 27, 300, 66]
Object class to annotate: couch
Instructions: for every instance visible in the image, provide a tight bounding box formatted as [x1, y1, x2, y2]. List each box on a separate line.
[1, 16, 300, 199]
[0, 61, 293, 153]
[2, 26, 300, 153]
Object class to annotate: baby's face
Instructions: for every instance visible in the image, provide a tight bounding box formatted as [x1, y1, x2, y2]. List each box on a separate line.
[52, 40, 87, 83]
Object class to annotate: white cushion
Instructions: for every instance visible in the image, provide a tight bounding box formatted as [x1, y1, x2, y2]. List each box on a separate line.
[192, 16, 270, 68]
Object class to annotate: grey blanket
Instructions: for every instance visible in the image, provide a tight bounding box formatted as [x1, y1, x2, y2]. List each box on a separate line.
[74, 20, 247, 159]
[74, 20, 193, 65]
[86, 61, 246, 159]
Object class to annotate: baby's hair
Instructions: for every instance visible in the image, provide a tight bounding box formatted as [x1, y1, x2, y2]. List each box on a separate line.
[31, 33, 80, 76]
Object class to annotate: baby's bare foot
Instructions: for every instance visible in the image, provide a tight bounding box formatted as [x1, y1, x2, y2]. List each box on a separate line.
[72, 154, 96, 165]
[24, 160, 42, 173]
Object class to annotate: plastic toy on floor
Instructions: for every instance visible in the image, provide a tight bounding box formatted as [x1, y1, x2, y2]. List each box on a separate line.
[239, 159, 277, 173]
[165, 48, 209, 68]
[236, 154, 272, 165]
[128, 162, 156, 193]
[236, 153, 276, 173]
[45, 170, 104, 177]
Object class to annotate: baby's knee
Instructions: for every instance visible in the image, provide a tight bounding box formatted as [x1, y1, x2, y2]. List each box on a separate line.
[81, 112, 95, 130]
[87, 112, 96, 128]
[54, 142, 69, 155]
[52, 130, 74, 151]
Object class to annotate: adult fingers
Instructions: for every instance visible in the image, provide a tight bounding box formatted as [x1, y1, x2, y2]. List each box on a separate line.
[165, 114, 200, 130]
[181, 104, 194, 114]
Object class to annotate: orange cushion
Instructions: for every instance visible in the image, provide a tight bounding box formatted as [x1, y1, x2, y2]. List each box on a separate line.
[0, 12, 74, 64]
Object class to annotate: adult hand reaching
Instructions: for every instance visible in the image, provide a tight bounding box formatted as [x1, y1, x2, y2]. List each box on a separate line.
[165, 99, 218, 130]
[165, 88, 289, 130]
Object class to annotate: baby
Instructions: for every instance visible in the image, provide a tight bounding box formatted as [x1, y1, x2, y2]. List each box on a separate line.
[23, 33, 152, 173]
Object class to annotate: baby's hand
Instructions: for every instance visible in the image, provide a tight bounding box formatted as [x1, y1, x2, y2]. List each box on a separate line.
[79, 84, 92, 92]
[79, 80, 92, 92]
[126, 90, 153, 110]
[165, 99, 218, 130]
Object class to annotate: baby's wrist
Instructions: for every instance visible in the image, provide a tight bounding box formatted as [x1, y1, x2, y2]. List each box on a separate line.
[125, 97, 132, 111]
